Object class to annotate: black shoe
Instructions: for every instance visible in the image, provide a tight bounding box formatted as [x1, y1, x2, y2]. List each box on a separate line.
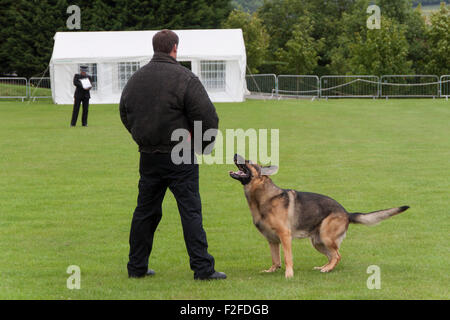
[194, 271, 227, 280]
[128, 269, 156, 278]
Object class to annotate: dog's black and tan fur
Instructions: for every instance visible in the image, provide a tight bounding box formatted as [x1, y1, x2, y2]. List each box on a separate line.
[229, 154, 409, 278]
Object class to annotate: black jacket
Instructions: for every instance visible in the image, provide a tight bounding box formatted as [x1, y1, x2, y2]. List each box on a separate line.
[73, 74, 92, 99]
[119, 52, 219, 154]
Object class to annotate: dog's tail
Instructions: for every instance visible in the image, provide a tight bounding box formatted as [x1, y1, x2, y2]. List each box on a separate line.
[348, 206, 409, 226]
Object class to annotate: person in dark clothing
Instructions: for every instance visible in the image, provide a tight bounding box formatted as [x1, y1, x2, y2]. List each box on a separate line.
[119, 30, 226, 280]
[71, 65, 92, 127]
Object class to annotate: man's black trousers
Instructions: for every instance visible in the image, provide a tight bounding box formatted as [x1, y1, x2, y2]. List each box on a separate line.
[71, 97, 89, 126]
[127, 152, 215, 278]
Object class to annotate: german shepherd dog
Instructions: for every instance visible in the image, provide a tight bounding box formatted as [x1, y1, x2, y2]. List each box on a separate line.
[229, 154, 409, 278]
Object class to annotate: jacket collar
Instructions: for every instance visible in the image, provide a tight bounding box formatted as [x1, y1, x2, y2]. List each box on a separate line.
[151, 52, 178, 64]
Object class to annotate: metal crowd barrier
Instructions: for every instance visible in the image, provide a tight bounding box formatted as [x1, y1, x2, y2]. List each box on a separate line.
[0, 77, 28, 101]
[320, 75, 379, 98]
[380, 75, 440, 98]
[277, 75, 320, 98]
[29, 77, 52, 100]
[246, 74, 450, 99]
[440, 75, 450, 99]
[245, 74, 277, 97]
[1, 75, 450, 101]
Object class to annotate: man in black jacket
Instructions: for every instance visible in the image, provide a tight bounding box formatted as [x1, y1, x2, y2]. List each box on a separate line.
[119, 30, 225, 280]
[71, 65, 92, 127]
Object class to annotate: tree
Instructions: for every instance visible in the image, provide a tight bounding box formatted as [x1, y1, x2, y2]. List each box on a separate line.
[347, 18, 413, 75]
[376, 0, 414, 24]
[258, 0, 361, 75]
[405, 5, 429, 74]
[376, 0, 429, 74]
[425, 3, 450, 74]
[231, 0, 264, 12]
[328, 0, 430, 75]
[0, 0, 16, 74]
[0, 0, 233, 77]
[275, 17, 324, 75]
[258, 0, 309, 53]
[112, 0, 232, 30]
[222, 9, 270, 73]
[328, 0, 371, 74]
[2, 0, 68, 77]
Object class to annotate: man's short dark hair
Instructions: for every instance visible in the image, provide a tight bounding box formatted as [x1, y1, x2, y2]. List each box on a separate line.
[152, 29, 179, 54]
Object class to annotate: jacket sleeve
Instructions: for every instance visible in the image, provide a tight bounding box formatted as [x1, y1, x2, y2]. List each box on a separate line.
[184, 77, 219, 155]
[119, 95, 131, 133]
[73, 74, 82, 89]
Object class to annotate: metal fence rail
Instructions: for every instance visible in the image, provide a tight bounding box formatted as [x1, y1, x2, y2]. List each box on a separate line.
[440, 75, 450, 98]
[2, 75, 450, 102]
[277, 75, 319, 98]
[381, 75, 440, 98]
[0, 77, 28, 101]
[246, 74, 277, 97]
[29, 77, 52, 100]
[320, 75, 379, 98]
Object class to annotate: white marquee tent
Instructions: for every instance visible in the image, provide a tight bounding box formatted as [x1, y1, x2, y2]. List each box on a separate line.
[50, 29, 247, 104]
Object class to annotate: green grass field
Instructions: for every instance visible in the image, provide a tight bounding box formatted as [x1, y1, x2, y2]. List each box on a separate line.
[0, 98, 448, 300]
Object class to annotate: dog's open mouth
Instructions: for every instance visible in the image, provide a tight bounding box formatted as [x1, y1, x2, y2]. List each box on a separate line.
[229, 154, 250, 180]
[229, 154, 250, 181]
[229, 169, 249, 179]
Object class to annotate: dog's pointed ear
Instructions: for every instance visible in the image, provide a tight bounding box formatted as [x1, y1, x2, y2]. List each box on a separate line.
[260, 165, 278, 176]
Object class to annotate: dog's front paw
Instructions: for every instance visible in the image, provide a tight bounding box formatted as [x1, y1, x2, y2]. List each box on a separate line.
[262, 265, 281, 273]
[285, 269, 294, 279]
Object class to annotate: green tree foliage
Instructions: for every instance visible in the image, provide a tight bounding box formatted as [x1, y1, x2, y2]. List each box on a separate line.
[377, 0, 414, 23]
[347, 18, 413, 75]
[405, 6, 429, 74]
[258, 0, 363, 75]
[425, 3, 450, 74]
[328, 0, 370, 74]
[231, 0, 264, 12]
[222, 9, 270, 73]
[0, 0, 232, 77]
[0, 0, 16, 74]
[2, 0, 449, 77]
[329, 0, 427, 75]
[376, 0, 429, 73]
[258, 0, 309, 52]
[2, 0, 68, 77]
[275, 17, 324, 75]
[256, 0, 444, 76]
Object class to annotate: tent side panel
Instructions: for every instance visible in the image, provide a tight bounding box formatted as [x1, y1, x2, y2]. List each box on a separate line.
[53, 64, 78, 104]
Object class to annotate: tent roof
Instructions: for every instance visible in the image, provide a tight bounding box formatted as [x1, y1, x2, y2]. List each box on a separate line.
[51, 29, 245, 63]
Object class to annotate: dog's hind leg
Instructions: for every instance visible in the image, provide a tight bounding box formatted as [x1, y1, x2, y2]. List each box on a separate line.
[262, 242, 281, 273]
[315, 213, 349, 273]
[318, 240, 341, 273]
[310, 235, 332, 270]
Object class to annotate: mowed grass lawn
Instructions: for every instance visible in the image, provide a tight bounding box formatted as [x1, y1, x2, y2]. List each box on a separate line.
[0, 98, 448, 300]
